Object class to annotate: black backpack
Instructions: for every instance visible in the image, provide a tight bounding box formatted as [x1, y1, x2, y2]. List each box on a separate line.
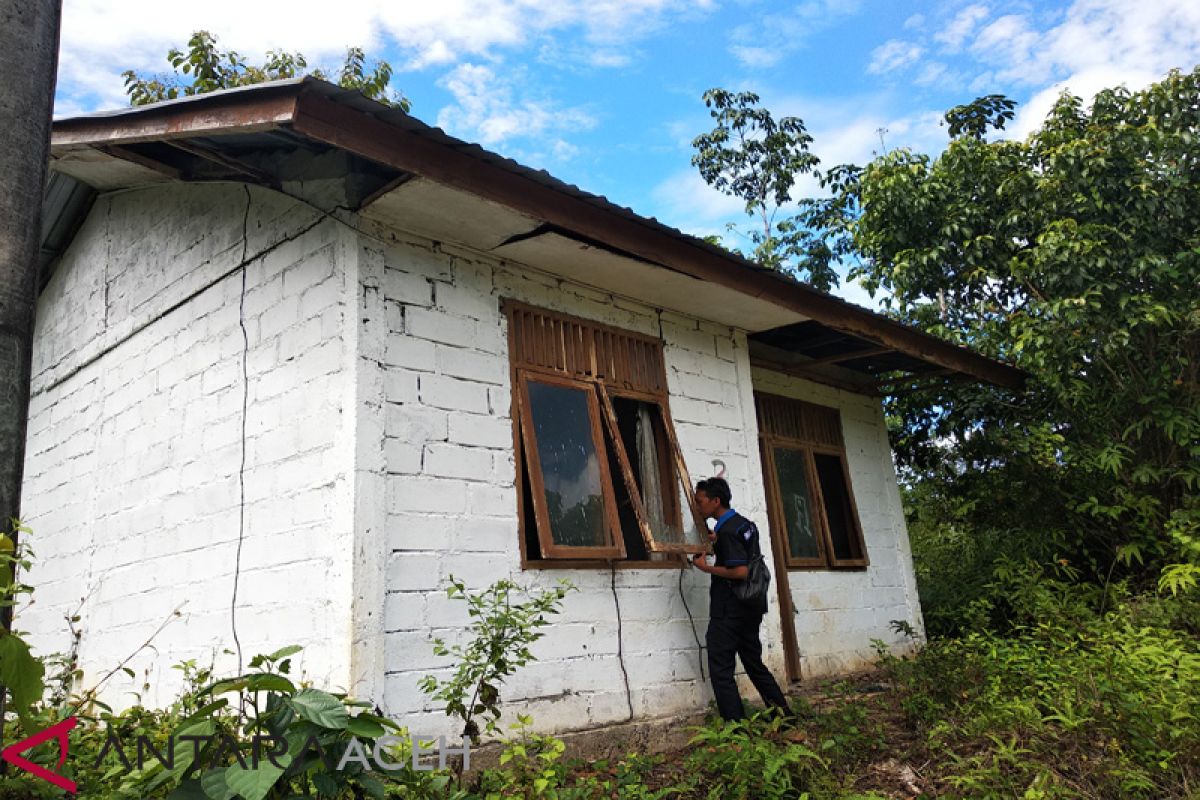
[730, 521, 771, 611]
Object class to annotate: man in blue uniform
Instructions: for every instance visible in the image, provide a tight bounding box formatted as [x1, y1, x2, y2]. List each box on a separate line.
[690, 477, 790, 721]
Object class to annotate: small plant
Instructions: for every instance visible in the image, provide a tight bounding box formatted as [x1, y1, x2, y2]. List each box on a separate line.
[478, 714, 567, 798]
[686, 712, 826, 799]
[0, 521, 44, 727]
[419, 576, 574, 743]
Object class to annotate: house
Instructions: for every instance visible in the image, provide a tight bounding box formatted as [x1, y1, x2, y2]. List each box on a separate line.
[25, 78, 1023, 734]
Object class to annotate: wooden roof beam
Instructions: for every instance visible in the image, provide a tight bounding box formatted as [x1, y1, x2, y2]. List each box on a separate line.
[802, 345, 895, 366]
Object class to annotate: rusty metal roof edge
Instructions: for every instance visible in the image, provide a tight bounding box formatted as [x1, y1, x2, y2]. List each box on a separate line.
[52, 77, 312, 123]
[49, 78, 1025, 389]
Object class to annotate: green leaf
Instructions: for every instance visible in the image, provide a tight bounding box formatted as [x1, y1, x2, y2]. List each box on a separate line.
[166, 779, 209, 800]
[312, 771, 339, 796]
[245, 674, 296, 694]
[345, 715, 386, 738]
[358, 774, 388, 799]
[223, 760, 284, 800]
[267, 644, 304, 661]
[199, 767, 235, 800]
[289, 689, 349, 730]
[0, 633, 45, 720]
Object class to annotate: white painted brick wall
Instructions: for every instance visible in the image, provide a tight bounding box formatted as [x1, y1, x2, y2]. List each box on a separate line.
[749, 367, 926, 677]
[21, 183, 360, 707]
[369, 229, 794, 736]
[22, 178, 923, 732]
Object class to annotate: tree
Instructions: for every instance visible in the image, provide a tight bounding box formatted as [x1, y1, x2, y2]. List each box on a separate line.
[816, 70, 1200, 620]
[691, 89, 837, 290]
[0, 0, 61, 749]
[123, 30, 409, 111]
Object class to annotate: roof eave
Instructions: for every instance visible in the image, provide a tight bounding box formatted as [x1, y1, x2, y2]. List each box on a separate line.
[48, 79, 1026, 392]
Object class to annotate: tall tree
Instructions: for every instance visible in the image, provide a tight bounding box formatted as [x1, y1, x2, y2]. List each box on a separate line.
[691, 89, 836, 290]
[0, 0, 62, 743]
[824, 70, 1200, 613]
[123, 30, 409, 110]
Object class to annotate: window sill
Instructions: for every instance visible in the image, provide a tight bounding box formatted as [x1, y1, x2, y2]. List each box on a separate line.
[521, 558, 687, 570]
[786, 563, 869, 571]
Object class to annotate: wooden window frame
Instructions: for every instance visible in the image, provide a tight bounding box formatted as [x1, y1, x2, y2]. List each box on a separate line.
[758, 394, 869, 570]
[600, 386, 709, 555]
[506, 302, 707, 567]
[516, 370, 627, 560]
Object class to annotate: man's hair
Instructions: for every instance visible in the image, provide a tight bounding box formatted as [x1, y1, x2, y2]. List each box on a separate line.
[695, 477, 732, 507]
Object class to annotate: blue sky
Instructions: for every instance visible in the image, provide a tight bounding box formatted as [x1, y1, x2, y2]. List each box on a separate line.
[54, 0, 1200, 307]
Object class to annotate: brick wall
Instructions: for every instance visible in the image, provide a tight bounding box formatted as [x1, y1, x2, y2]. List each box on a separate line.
[362, 222, 793, 735]
[20, 178, 924, 726]
[749, 368, 926, 677]
[22, 182, 360, 705]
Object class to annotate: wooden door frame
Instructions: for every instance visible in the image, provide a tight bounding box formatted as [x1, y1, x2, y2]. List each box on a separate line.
[758, 437, 803, 683]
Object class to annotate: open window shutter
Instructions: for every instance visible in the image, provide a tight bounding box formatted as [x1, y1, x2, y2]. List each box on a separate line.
[517, 370, 626, 559]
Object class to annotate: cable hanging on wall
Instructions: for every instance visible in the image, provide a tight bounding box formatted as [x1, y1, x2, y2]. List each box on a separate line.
[608, 561, 635, 722]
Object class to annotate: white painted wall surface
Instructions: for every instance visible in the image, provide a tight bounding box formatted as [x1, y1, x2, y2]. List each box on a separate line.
[362, 221, 822, 735]
[749, 368, 927, 678]
[21, 183, 360, 706]
[20, 177, 923, 731]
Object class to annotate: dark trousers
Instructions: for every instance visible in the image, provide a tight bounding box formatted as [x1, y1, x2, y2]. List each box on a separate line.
[706, 612, 790, 721]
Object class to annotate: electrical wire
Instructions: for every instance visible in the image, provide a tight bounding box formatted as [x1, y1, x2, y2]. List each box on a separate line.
[609, 561, 635, 721]
[678, 564, 706, 681]
[230, 186, 251, 677]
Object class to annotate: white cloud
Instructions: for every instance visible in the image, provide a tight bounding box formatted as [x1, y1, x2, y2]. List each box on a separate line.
[858, 0, 1200, 139]
[650, 169, 749, 238]
[933, 4, 990, 52]
[970, 13, 1043, 82]
[867, 39, 924, 75]
[914, 61, 950, 86]
[728, 0, 864, 68]
[55, 0, 716, 112]
[436, 63, 596, 148]
[968, 0, 1200, 88]
[949, 0, 1200, 135]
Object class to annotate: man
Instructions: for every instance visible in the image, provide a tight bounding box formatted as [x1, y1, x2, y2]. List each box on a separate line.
[690, 477, 790, 721]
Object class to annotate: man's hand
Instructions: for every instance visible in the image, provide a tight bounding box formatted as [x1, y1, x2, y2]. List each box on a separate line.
[690, 554, 709, 572]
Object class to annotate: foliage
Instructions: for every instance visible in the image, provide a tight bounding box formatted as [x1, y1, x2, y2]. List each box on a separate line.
[0, 642, 456, 800]
[795, 68, 1200, 608]
[943, 93, 1017, 139]
[0, 521, 43, 727]
[788, 690, 886, 769]
[685, 713, 826, 799]
[419, 576, 574, 744]
[477, 714, 567, 798]
[123, 30, 409, 110]
[691, 89, 836, 290]
[878, 569, 1200, 798]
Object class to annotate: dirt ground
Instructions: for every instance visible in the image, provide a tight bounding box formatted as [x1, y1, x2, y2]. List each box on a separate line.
[565, 670, 939, 799]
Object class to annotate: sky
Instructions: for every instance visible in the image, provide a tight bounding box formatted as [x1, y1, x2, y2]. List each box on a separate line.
[53, 0, 1200, 308]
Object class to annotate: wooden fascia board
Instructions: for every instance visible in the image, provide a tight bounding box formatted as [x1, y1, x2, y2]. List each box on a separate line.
[290, 90, 1024, 390]
[51, 92, 299, 149]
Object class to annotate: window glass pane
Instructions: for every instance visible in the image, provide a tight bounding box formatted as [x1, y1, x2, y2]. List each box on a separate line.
[526, 380, 607, 548]
[773, 446, 821, 560]
[602, 416, 649, 561]
[641, 470, 707, 549]
[814, 453, 860, 561]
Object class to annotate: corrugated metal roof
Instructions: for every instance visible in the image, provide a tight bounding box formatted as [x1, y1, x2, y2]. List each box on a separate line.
[39, 171, 95, 279]
[45, 78, 1025, 390]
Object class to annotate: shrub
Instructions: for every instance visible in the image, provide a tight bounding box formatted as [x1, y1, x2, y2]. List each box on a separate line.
[881, 566, 1200, 798]
[685, 713, 826, 799]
